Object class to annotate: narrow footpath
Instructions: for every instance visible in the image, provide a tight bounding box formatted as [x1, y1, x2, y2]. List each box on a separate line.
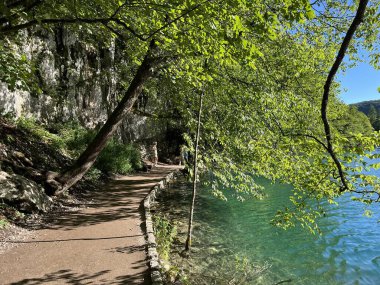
[0, 164, 181, 285]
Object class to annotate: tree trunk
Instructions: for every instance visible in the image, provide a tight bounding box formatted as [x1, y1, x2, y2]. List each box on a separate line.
[185, 91, 203, 251]
[320, 0, 368, 192]
[55, 44, 157, 193]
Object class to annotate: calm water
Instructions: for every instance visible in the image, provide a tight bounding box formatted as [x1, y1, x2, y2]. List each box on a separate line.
[157, 168, 380, 284]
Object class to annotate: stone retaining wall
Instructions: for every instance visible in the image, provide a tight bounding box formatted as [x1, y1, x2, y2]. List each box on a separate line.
[143, 170, 179, 285]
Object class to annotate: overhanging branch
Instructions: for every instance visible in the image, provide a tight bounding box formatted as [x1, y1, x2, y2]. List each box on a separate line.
[146, 0, 212, 40]
[0, 0, 212, 42]
[0, 0, 44, 24]
[0, 17, 147, 41]
[321, 0, 369, 192]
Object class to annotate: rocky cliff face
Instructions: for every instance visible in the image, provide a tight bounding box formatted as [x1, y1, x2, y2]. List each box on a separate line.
[0, 27, 181, 157]
[0, 27, 117, 128]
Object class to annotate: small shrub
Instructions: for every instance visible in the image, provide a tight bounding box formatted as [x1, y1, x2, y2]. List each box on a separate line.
[96, 140, 142, 174]
[57, 123, 96, 156]
[59, 124, 143, 174]
[153, 215, 177, 261]
[15, 117, 142, 175]
[0, 218, 9, 229]
[84, 167, 103, 181]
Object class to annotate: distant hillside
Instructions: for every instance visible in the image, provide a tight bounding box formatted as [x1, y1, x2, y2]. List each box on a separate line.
[351, 100, 380, 130]
[351, 100, 380, 115]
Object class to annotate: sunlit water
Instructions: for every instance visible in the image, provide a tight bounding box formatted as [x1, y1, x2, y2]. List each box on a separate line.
[155, 167, 380, 284]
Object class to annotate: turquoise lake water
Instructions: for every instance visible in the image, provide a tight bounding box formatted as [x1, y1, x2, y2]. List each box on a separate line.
[158, 165, 380, 284]
[191, 179, 380, 284]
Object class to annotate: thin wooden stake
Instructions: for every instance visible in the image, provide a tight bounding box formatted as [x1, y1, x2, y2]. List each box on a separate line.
[185, 90, 203, 251]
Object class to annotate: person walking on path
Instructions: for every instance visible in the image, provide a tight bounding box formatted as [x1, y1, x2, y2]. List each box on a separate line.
[151, 141, 158, 166]
[180, 144, 189, 166]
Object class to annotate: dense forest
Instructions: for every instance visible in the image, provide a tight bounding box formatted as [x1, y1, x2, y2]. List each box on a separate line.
[1, 0, 380, 283]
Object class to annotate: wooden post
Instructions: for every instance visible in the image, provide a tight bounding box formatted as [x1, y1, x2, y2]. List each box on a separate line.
[185, 90, 203, 251]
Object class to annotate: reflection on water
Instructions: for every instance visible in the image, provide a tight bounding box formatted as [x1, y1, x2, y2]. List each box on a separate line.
[155, 174, 380, 285]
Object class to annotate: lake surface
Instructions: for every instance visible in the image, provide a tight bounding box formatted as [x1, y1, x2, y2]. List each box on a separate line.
[156, 169, 380, 284]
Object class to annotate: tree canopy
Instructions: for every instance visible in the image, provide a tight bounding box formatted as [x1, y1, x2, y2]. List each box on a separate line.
[1, 0, 380, 230]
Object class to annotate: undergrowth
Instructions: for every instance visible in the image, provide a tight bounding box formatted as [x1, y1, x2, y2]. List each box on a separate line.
[0, 203, 25, 225]
[153, 215, 177, 261]
[0, 218, 9, 229]
[16, 117, 65, 150]
[14, 117, 142, 175]
[152, 214, 192, 284]
[96, 140, 142, 174]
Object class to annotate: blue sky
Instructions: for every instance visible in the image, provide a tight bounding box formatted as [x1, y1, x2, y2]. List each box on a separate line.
[338, 60, 380, 105]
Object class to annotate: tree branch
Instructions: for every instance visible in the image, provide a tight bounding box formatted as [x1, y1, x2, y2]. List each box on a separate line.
[1, 0, 211, 43]
[146, 0, 211, 40]
[321, 0, 369, 192]
[132, 108, 181, 119]
[0, 17, 146, 41]
[5, 0, 29, 9]
[0, 0, 44, 24]
[109, 1, 129, 19]
[102, 23, 124, 39]
[291, 133, 329, 151]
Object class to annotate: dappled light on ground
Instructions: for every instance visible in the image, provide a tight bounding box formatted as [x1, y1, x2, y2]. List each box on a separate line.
[0, 166, 180, 285]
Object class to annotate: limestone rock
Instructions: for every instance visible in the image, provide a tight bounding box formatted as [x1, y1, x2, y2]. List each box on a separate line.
[0, 143, 7, 160]
[12, 151, 33, 166]
[0, 27, 167, 143]
[151, 270, 163, 285]
[0, 171, 52, 212]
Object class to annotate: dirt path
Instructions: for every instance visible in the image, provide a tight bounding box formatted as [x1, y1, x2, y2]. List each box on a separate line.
[0, 164, 181, 285]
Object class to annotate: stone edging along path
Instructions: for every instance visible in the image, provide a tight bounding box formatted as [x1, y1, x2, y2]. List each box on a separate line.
[143, 170, 180, 285]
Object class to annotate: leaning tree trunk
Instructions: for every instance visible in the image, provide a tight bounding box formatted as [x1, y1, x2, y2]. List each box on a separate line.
[185, 91, 203, 251]
[55, 43, 157, 193]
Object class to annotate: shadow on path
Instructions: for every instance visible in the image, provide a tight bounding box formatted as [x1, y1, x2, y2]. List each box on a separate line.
[1, 166, 180, 285]
[1, 234, 143, 244]
[39, 176, 168, 231]
[10, 269, 151, 285]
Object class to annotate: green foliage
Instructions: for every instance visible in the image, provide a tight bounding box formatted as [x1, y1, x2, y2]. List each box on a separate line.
[96, 140, 142, 175]
[352, 100, 380, 130]
[153, 215, 177, 261]
[0, 218, 9, 229]
[16, 117, 65, 150]
[58, 123, 97, 156]
[150, 12, 380, 231]
[353, 100, 380, 114]
[0, 0, 317, 93]
[2, 0, 380, 231]
[368, 104, 378, 125]
[58, 123, 142, 174]
[333, 105, 374, 136]
[15, 118, 142, 174]
[0, 39, 37, 92]
[83, 167, 103, 181]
